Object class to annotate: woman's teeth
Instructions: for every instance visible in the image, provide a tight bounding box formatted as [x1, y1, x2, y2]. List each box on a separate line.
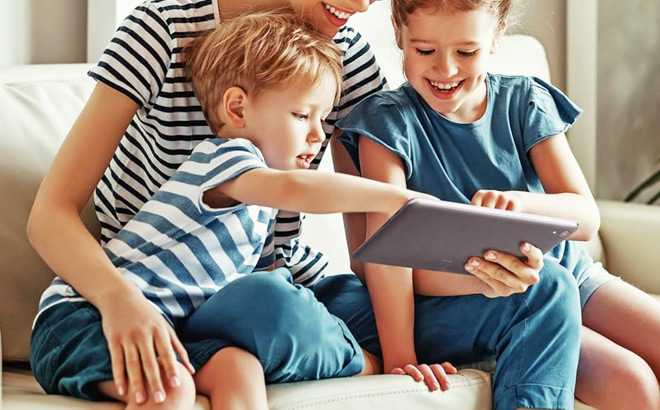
[430, 80, 460, 90]
[324, 3, 351, 20]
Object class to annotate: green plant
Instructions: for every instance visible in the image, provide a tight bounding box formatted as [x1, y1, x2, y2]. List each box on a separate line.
[625, 167, 660, 204]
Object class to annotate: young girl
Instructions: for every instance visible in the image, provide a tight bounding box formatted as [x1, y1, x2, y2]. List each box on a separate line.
[27, 0, 385, 407]
[333, 0, 660, 409]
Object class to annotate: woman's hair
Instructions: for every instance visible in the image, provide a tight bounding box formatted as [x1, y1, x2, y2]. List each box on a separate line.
[392, 0, 513, 29]
[184, 9, 343, 134]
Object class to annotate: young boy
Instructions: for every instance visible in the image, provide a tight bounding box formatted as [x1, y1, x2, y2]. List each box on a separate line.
[31, 10, 427, 410]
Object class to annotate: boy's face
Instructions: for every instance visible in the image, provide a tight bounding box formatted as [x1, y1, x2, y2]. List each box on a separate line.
[289, 0, 373, 37]
[242, 75, 336, 170]
[395, 8, 501, 123]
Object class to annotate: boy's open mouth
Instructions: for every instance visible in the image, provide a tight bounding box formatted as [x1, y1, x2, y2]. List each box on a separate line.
[296, 154, 316, 169]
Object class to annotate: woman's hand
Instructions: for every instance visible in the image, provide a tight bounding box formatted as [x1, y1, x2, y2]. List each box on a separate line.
[391, 362, 458, 391]
[99, 287, 195, 404]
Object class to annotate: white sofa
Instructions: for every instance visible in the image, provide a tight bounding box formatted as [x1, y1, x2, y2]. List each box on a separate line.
[2, 3, 660, 409]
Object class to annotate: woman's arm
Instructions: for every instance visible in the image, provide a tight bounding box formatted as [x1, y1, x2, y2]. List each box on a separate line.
[475, 133, 599, 240]
[27, 82, 192, 404]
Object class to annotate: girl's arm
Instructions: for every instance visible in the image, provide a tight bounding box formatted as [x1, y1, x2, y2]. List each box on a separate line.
[329, 135, 367, 278]
[27, 82, 192, 404]
[357, 137, 417, 372]
[474, 133, 600, 241]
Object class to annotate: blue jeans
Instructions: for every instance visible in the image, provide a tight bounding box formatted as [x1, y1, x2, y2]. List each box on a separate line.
[313, 260, 581, 410]
[31, 268, 363, 400]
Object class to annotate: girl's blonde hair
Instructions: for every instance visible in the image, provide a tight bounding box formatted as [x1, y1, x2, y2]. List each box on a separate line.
[392, 0, 513, 29]
[184, 9, 343, 134]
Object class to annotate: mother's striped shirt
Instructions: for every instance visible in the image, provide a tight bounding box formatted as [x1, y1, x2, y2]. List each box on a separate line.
[89, 0, 387, 287]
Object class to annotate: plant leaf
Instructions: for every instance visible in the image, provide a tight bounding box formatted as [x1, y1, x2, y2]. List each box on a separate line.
[625, 168, 660, 202]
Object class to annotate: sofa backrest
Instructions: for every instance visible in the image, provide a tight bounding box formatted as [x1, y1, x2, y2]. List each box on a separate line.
[0, 64, 98, 361]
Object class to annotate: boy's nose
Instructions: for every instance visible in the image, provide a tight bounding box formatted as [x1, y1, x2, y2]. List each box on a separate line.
[308, 125, 325, 143]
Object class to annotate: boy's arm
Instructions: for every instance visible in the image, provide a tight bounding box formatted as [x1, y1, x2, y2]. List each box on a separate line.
[207, 165, 422, 216]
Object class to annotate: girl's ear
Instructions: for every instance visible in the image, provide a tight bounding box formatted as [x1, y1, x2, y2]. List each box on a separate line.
[392, 16, 403, 50]
[221, 86, 248, 128]
[490, 20, 507, 54]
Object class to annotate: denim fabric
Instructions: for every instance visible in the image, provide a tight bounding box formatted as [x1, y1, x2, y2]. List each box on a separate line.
[178, 268, 364, 383]
[314, 259, 581, 410]
[30, 268, 363, 401]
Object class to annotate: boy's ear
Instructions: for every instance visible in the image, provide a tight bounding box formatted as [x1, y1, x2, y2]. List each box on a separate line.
[221, 86, 248, 128]
[490, 20, 507, 54]
[392, 16, 403, 50]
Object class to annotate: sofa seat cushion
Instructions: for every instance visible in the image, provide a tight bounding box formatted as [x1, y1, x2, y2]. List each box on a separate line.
[2, 367, 492, 410]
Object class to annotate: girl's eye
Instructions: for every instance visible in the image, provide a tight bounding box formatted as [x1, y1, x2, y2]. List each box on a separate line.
[293, 113, 309, 121]
[458, 50, 476, 57]
[415, 48, 434, 56]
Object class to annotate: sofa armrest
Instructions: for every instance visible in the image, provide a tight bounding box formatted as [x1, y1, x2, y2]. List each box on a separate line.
[596, 200, 660, 294]
[1, 327, 4, 398]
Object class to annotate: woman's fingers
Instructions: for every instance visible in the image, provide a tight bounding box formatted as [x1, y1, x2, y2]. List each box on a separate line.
[139, 334, 166, 403]
[124, 343, 147, 404]
[169, 326, 195, 375]
[107, 340, 127, 396]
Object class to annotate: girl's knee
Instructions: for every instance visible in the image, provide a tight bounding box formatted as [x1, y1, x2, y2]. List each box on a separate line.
[612, 354, 660, 410]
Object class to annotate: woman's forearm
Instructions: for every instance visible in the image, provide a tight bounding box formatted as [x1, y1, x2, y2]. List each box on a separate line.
[27, 204, 139, 310]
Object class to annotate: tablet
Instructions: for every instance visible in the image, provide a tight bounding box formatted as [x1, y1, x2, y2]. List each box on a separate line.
[353, 198, 579, 274]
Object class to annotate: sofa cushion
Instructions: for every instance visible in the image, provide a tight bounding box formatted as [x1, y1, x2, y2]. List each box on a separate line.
[0, 65, 98, 361]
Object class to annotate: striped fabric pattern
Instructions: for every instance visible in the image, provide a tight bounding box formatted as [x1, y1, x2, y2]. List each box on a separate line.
[36, 0, 388, 322]
[39, 138, 278, 320]
[89, 0, 386, 287]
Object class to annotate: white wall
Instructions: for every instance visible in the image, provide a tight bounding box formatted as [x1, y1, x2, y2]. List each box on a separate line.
[0, 0, 87, 65]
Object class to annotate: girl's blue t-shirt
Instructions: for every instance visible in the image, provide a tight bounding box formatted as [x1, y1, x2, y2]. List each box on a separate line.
[338, 74, 592, 276]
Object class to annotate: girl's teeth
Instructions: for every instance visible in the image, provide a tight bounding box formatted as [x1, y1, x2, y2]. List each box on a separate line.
[430, 81, 460, 90]
[324, 3, 351, 20]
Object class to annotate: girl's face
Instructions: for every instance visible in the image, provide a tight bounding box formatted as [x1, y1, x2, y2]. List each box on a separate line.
[289, 0, 373, 37]
[395, 7, 503, 123]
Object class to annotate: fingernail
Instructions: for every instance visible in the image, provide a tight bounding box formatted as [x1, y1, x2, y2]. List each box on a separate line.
[170, 376, 181, 388]
[154, 390, 166, 403]
[135, 391, 146, 404]
[485, 252, 496, 260]
[465, 265, 474, 272]
[117, 384, 126, 396]
[470, 259, 480, 266]
[523, 243, 531, 251]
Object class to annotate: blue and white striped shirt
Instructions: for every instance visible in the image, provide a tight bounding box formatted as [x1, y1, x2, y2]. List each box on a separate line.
[87, 0, 386, 287]
[39, 138, 278, 320]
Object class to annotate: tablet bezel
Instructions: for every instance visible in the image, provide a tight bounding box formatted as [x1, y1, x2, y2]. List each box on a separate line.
[353, 198, 579, 274]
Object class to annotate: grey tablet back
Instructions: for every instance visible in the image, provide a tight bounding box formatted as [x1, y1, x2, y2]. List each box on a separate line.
[353, 198, 579, 274]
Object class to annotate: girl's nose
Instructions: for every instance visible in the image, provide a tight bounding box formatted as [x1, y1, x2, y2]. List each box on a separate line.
[347, 0, 371, 13]
[434, 55, 458, 78]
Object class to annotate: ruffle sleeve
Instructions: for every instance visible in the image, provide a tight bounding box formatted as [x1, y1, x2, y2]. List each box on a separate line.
[522, 77, 583, 152]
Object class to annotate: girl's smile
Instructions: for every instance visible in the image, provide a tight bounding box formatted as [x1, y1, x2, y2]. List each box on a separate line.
[394, 7, 503, 123]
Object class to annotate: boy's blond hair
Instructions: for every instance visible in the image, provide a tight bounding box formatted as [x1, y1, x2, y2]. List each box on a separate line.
[184, 9, 343, 135]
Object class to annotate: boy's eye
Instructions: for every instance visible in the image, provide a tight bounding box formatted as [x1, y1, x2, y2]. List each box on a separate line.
[458, 50, 477, 57]
[415, 48, 434, 56]
[293, 112, 309, 121]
